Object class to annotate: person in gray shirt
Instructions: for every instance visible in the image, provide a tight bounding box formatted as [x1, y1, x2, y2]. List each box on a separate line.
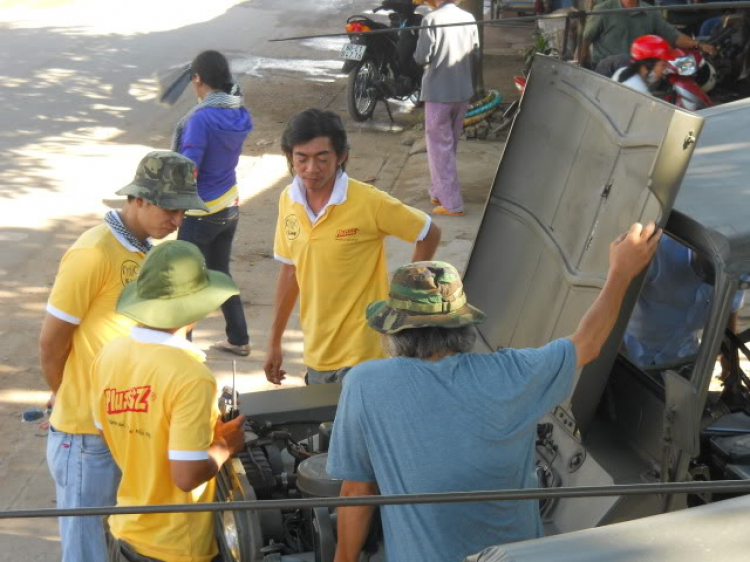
[583, 0, 716, 66]
[414, 0, 479, 217]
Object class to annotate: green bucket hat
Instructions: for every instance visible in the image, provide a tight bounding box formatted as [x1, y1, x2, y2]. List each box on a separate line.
[116, 150, 209, 212]
[366, 261, 486, 335]
[117, 241, 239, 330]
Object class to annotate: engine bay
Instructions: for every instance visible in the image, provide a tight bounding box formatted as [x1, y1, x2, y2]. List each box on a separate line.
[214, 384, 385, 562]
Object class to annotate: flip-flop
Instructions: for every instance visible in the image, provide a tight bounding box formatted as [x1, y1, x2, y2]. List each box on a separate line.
[432, 205, 465, 217]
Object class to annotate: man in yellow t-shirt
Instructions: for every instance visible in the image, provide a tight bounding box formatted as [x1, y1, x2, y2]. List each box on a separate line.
[263, 109, 442, 385]
[91, 241, 245, 562]
[39, 151, 209, 562]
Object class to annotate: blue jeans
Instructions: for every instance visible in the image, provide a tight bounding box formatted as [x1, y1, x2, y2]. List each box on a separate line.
[47, 427, 121, 562]
[178, 206, 249, 346]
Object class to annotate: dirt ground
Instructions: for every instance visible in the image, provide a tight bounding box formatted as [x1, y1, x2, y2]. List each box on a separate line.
[2, 7, 746, 556]
[0, 16, 531, 557]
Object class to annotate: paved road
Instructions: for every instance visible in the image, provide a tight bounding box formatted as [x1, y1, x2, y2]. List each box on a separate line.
[0, 0, 367, 259]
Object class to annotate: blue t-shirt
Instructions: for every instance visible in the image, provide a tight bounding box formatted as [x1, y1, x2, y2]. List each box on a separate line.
[327, 338, 577, 562]
[624, 237, 745, 367]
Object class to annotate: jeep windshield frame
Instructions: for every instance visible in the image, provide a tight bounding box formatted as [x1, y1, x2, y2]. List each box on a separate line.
[657, 98, 750, 498]
[664, 98, 750, 402]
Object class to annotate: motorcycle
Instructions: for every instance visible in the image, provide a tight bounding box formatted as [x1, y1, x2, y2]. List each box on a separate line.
[595, 49, 714, 111]
[704, 11, 750, 100]
[340, 0, 423, 121]
[663, 47, 715, 110]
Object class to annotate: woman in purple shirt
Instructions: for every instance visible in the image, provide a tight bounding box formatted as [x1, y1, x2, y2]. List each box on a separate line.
[175, 50, 253, 355]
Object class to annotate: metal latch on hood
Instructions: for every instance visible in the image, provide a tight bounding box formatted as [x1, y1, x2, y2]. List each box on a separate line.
[553, 406, 579, 437]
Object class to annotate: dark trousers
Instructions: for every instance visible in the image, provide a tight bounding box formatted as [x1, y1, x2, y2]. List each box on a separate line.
[106, 529, 223, 562]
[178, 206, 249, 346]
[106, 532, 160, 562]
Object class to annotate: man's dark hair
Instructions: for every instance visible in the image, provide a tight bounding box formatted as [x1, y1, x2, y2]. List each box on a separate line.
[384, 325, 477, 360]
[191, 50, 233, 94]
[280, 109, 350, 174]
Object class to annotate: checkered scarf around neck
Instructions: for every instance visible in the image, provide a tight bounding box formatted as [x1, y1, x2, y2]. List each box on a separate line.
[105, 210, 152, 254]
[170, 83, 244, 152]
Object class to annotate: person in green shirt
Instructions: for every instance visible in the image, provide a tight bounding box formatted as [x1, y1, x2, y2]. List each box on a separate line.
[583, 0, 716, 66]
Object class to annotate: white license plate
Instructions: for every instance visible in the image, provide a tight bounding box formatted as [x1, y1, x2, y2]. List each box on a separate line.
[341, 43, 366, 61]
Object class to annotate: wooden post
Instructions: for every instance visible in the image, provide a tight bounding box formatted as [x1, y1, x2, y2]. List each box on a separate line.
[578, 0, 596, 68]
[462, 0, 486, 97]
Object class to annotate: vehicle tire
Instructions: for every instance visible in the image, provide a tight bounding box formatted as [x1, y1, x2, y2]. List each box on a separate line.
[493, 100, 519, 132]
[347, 58, 379, 122]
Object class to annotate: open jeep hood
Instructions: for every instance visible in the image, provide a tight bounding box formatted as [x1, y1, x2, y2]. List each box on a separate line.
[463, 56, 704, 434]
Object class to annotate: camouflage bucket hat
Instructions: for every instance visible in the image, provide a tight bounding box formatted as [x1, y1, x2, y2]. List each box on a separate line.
[117, 240, 239, 330]
[366, 261, 486, 335]
[116, 150, 209, 212]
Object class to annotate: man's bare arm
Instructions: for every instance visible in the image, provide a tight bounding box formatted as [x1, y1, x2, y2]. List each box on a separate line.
[263, 263, 300, 384]
[728, 310, 739, 334]
[570, 223, 662, 368]
[675, 33, 718, 56]
[170, 415, 245, 492]
[334, 480, 379, 562]
[39, 314, 77, 393]
[412, 223, 441, 262]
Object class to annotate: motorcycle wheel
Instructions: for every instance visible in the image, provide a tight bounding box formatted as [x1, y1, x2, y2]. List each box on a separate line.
[347, 58, 379, 122]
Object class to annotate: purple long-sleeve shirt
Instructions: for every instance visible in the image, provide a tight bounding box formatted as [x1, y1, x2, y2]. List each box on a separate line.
[179, 106, 252, 202]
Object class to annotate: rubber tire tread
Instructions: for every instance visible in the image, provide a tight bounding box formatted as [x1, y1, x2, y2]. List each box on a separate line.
[347, 58, 378, 122]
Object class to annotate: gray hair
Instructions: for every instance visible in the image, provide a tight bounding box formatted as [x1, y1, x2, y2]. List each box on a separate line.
[383, 325, 477, 359]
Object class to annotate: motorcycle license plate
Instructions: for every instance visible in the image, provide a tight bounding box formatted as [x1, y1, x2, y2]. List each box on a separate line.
[341, 43, 366, 61]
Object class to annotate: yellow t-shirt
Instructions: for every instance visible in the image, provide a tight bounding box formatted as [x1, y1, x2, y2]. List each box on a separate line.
[92, 327, 220, 562]
[274, 178, 428, 371]
[48, 223, 144, 435]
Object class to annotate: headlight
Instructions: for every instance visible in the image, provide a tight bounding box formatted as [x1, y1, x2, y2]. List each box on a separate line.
[672, 55, 697, 76]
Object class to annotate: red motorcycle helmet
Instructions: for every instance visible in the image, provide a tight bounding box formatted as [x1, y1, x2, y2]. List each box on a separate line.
[631, 35, 675, 61]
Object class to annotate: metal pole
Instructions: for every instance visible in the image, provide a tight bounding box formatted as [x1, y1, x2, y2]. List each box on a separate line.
[269, 3, 750, 43]
[561, 15, 571, 61]
[2, 480, 750, 520]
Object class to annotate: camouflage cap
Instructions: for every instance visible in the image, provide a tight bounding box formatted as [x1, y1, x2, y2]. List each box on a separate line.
[116, 151, 209, 212]
[366, 261, 486, 335]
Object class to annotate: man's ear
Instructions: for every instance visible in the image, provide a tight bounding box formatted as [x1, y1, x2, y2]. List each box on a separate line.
[285, 154, 295, 176]
[338, 150, 349, 169]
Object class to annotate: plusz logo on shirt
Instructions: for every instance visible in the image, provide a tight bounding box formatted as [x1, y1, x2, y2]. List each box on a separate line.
[105, 385, 153, 414]
[336, 228, 359, 239]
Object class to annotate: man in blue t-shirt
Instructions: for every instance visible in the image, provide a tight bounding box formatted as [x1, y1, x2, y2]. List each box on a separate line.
[624, 236, 745, 370]
[327, 222, 662, 562]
